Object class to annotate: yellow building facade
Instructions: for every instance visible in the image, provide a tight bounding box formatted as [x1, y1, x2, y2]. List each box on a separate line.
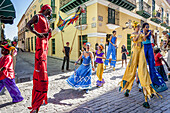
[18, 0, 170, 61]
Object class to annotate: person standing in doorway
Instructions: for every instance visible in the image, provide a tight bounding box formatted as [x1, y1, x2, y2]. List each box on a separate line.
[26, 4, 52, 113]
[105, 30, 117, 71]
[62, 42, 71, 72]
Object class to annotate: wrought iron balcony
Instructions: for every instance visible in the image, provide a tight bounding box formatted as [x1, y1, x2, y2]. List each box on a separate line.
[150, 17, 162, 24]
[107, 0, 136, 11]
[136, 1, 151, 18]
[60, 0, 89, 13]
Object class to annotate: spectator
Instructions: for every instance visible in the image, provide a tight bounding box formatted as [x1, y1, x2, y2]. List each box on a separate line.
[121, 45, 127, 68]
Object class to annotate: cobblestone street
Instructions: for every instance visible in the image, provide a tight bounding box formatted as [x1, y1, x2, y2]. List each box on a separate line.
[0, 52, 170, 113]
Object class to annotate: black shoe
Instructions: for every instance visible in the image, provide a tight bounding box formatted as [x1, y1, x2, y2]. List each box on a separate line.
[150, 94, 154, 98]
[124, 90, 129, 97]
[67, 69, 71, 71]
[62, 70, 64, 72]
[139, 89, 142, 92]
[143, 102, 150, 108]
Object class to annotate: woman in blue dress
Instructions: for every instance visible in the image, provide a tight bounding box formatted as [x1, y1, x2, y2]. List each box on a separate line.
[66, 42, 95, 93]
[141, 23, 168, 92]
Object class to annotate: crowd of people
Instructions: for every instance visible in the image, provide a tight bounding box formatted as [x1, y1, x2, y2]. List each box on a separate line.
[0, 4, 170, 113]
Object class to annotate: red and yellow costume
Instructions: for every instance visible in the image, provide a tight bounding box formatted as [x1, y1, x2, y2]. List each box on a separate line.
[28, 5, 52, 113]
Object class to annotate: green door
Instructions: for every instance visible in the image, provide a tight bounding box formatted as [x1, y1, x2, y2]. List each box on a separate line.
[79, 35, 87, 56]
[127, 34, 131, 56]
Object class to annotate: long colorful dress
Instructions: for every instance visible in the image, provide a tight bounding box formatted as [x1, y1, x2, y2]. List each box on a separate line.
[142, 30, 168, 92]
[105, 35, 117, 67]
[28, 14, 52, 112]
[67, 52, 92, 89]
[0, 55, 23, 103]
[119, 33, 158, 99]
[95, 50, 105, 87]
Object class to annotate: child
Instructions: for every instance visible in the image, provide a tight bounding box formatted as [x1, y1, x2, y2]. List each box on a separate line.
[95, 44, 106, 87]
[0, 44, 23, 103]
[154, 47, 169, 81]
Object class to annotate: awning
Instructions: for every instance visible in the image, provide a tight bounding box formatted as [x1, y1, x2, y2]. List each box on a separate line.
[0, 0, 16, 24]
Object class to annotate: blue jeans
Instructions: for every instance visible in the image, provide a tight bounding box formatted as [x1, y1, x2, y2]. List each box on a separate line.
[105, 46, 116, 67]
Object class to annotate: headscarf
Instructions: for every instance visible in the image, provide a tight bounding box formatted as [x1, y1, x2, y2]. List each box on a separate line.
[0, 44, 15, 51]
[39, 4, 52, 13]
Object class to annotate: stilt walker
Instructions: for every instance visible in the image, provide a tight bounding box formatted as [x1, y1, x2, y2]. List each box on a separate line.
[26, 5, 52, 113]
[105, 30, 117, 70]
[141, 23, 167, 92]
[95, 44, 106, 87]
[0, 44, 23, 103]
[119, 22, 161, 108]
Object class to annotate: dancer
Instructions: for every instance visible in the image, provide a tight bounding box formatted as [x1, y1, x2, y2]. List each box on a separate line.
[162, 30, 170, 77]
[0, 44, 23, 103]
[154, 47, 169, 81]
[142, 23, 167, 92]
[105, 30, 117, 70]
[121, 45, 127, 68]
[11, 41, 18, 71]
[62, 42, 71, 72]
[95, 44, 106, 87]
[119, 22, 161, 108]
[26, 4, 52, 113]
[67, 42, 95, 93]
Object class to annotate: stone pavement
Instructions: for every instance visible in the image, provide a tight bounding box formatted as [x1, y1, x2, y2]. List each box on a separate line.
[0, 52, 170, 113]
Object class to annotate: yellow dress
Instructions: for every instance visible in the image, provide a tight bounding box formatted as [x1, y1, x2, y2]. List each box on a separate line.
[119, 33, 160, 99]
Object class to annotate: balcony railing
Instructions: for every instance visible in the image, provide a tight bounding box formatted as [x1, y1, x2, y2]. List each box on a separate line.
[136, 1, 151, 18]
[75, 17, 87, 26]
[60, 0, 89, 13]
[107, 0, 136, 11]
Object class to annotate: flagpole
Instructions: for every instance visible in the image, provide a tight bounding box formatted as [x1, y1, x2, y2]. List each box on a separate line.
[80, 17, 83, 51]
[70, 29, 78, 55]
[61, 31, 66, 56]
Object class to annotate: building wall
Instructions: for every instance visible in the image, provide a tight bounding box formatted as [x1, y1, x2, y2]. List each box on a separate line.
[19, 0, 170, 62]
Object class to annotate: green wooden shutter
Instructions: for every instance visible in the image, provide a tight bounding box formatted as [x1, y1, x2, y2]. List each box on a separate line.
[34, 10, 36, 15]
[108, 8, 115, 24]
[127, 34, 131, 56]
[79, 35, 87, 55]
[51, 0, 55, 13]
[40, 4, 43, 10]
[52, 39, 55, 54]
[35, 36, 36, 50]
[31, 37, 33, 51]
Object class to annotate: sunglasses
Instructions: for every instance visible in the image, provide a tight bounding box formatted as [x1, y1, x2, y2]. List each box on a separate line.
[146, 26, 149, 28]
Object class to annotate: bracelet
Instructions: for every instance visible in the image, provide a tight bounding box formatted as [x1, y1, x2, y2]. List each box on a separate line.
[75, 61, 78, 64]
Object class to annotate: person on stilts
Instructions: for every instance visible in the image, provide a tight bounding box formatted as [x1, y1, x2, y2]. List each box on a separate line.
[104, 30, 117, 71]
[26, 4, 52, 113]
[141, 23, 167, 93]
[119, 22, 161, 108]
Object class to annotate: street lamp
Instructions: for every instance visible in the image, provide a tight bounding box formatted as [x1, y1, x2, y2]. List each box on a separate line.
[122, 20, 132, 30]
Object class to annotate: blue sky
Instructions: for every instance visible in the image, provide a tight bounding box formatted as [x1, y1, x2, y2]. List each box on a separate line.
[4, 0, 32, 40]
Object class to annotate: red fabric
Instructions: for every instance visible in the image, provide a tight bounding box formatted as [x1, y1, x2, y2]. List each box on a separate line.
[154, 53, 163, 66]
[39, 4, 52, 13]
[28, 14, 52, 113]
[0, 55, 15, 80]
[151, 43, 155, 47]
[34, 14, 49, 34]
